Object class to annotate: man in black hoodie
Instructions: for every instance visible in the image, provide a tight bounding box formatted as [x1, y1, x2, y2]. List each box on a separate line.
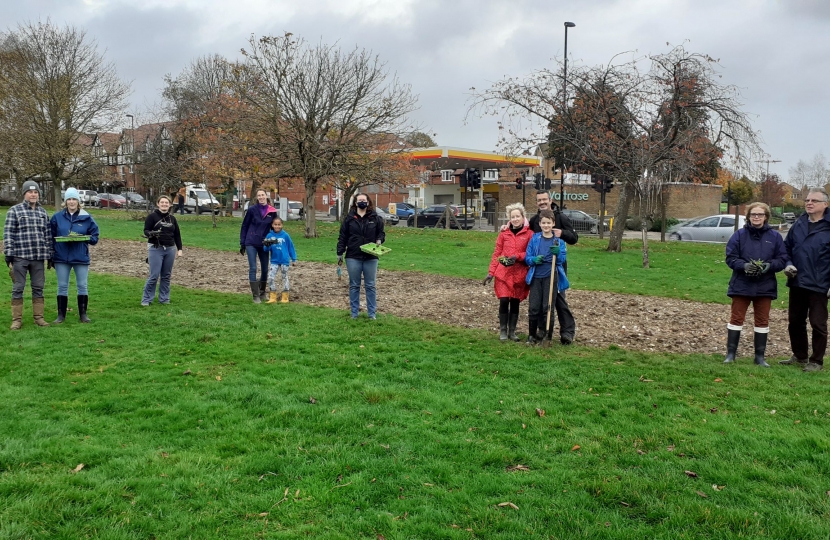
[528, 190, 577, 344]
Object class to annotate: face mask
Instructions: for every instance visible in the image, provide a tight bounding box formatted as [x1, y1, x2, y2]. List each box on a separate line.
[357, 201, 368, 209]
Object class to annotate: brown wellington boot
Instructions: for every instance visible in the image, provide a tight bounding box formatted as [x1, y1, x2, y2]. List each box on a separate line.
[280, 292, 289, 304]
[266, 292, 278, 304]
[11, 298, 23, 330]
[32, 297, 50, 327]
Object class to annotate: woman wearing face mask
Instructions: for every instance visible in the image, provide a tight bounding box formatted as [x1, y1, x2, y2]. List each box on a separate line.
[336, 193, 385, 319]
[142, 196, 183, 306]
[240, 189, 277, 303]
[49, 187, 100, 323]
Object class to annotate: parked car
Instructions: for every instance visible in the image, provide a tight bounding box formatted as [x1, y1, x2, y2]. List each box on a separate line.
[560, 209, 598, 234]
[97, 193, 127, 209]
[121, 192, 147, 207]
[243, 199, 303, 220]
[76, 190, 97, 205]
[781, 212, 796, 223]
[668, 214, 746, 242]
[375, 208, 400, 226]
[407, 204, 473, 229]
[389, 201, 415, 218]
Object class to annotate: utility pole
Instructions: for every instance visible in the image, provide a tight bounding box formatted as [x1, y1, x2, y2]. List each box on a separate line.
[756, 158, 781, 181]
[561, 21, 576, 207]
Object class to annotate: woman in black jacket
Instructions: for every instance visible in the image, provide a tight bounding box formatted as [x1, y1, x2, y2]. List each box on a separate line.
[336, 193, 385, 319]
[141, 196, 183, 306]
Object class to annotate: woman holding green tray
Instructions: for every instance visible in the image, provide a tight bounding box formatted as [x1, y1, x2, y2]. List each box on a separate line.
[336, 193, 385, 319]
[49, 187, 100, 323]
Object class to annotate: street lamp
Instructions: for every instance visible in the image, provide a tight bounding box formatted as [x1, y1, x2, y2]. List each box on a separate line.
[560, 21, 575, 207]
[126, 113, 135, 205]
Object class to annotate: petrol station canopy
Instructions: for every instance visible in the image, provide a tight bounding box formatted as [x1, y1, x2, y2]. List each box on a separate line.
[402, 146, 542, 171]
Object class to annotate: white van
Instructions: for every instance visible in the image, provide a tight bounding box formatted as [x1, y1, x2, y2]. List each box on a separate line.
[172, 183, 220, 214]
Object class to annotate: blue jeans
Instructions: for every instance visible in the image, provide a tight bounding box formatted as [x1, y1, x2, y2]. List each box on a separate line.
[246, 245, 269, 282]
[346, 258, 378, 318]
[142, 245, 177, 304]
[54, 263, 89, 296]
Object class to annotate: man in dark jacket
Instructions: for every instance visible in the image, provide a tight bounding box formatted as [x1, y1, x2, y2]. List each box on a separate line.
[781, 187, 830, 372]
[528, 190, 577, 344]
[3, 180, 53, 329]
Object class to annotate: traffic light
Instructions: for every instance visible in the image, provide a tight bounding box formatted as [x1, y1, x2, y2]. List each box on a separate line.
[467, 168, 481, 190]
[591, 177, 604, 193]
[460, 169, 468, 188]
[533, 173, 543, 190]
[515, 177, 522, 190]
[603, 176, 614, 192]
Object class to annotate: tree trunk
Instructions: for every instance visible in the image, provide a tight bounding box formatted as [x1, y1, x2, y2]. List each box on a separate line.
[607, 180, 635, 252]
[52, 170, 63, 211]
[341, 185, 358, 221]
[641, 224, 650, 268]
[660, 186, 667, 243]
[304, 179, 318, 238]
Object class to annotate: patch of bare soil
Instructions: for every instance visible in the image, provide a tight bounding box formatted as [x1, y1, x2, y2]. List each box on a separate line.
[89, 239, 791, 357]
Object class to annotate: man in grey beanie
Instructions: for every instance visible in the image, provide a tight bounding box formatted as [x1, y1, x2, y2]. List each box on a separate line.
[3, 180, 54, 329]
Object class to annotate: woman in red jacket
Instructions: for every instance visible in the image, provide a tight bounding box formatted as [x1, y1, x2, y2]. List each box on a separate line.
[484, 202, 532, 341]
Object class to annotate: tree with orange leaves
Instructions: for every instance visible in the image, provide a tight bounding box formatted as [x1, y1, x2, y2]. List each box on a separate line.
[471, 45, 763, 266]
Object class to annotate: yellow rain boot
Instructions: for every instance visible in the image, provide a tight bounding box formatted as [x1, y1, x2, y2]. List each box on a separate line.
[280, 292, 289, 303]
[266, 292, 278, 304]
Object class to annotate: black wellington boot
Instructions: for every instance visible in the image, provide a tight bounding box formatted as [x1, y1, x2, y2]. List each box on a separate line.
[250, 281, 262, 304]
[507, 313, 520, 342]
[527, 318, 539, 344]
[723, 328, 741, 363]
[259, 281, 268, 302]
[78, 295, 91, 323]
[53, 295, 68, 324]
[753, 330, 770, 368]
[499, 313, 508, 341]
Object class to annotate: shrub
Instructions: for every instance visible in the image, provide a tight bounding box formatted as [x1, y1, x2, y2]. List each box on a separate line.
[625, 216, 680, 232]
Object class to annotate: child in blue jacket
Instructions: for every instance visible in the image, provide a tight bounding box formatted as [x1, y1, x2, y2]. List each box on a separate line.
[524, 210, 570, 344]
[263, 218, 297, 303]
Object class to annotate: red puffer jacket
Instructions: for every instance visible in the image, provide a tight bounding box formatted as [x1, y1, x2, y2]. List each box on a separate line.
[488, 225, 532, 300]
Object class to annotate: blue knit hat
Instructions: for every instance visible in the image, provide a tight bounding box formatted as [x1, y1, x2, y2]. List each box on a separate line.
[64, 187, 80, 202]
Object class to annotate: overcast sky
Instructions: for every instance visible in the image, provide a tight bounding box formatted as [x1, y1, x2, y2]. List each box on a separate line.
[3, 0, 828, 179]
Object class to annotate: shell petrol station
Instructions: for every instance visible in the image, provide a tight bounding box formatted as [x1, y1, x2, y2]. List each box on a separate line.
[399, 146, 543, 216]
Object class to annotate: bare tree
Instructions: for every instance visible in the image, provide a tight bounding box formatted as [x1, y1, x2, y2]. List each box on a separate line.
[0, 20, 130, 208]
[470, 45, 763, 265]
[789, 152, 829, 189]
[240, 33, 418, 237]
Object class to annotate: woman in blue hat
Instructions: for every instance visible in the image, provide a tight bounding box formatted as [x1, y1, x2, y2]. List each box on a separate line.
[49, 187, 100, 323]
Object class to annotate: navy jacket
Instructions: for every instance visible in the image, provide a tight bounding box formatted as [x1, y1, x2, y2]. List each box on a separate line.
[336, 209, 385, 260]
[50, 208, 100, 265]
[725, 223, 789, 299]
[784, 209, 830, 294]
[240, 204, 277, 248]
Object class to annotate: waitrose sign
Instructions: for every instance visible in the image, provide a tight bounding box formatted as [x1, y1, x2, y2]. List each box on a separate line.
[552, 191, 590, 201]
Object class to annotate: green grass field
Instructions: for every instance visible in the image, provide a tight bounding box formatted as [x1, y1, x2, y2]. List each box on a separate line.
[2, 208, 821, 538]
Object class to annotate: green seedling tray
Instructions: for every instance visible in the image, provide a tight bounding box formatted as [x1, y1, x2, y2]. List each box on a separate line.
[360, 243, 391, 257]
[55, 235, 90, 242]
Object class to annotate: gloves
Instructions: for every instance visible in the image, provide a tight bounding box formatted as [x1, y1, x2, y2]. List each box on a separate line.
[532, 255, 544, 265]
[783, 265, 797, 278]
[47, 259, 54, 270]
[759, 263, 771, 274]
[337, 255, 344, 266]
[498, 256, 516, 267]
[482, 274, 493, 286]
[4, 255, 12, 268]
[744, 263, 760, 276]
[827, 287, 830, 299]
[239, 246, 245, 255]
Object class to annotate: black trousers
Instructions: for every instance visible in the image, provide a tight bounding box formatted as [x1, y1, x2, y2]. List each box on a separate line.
[528, 276, 554, 330]
[555, 290, 576, 340]
[788, 286, 828, 365]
